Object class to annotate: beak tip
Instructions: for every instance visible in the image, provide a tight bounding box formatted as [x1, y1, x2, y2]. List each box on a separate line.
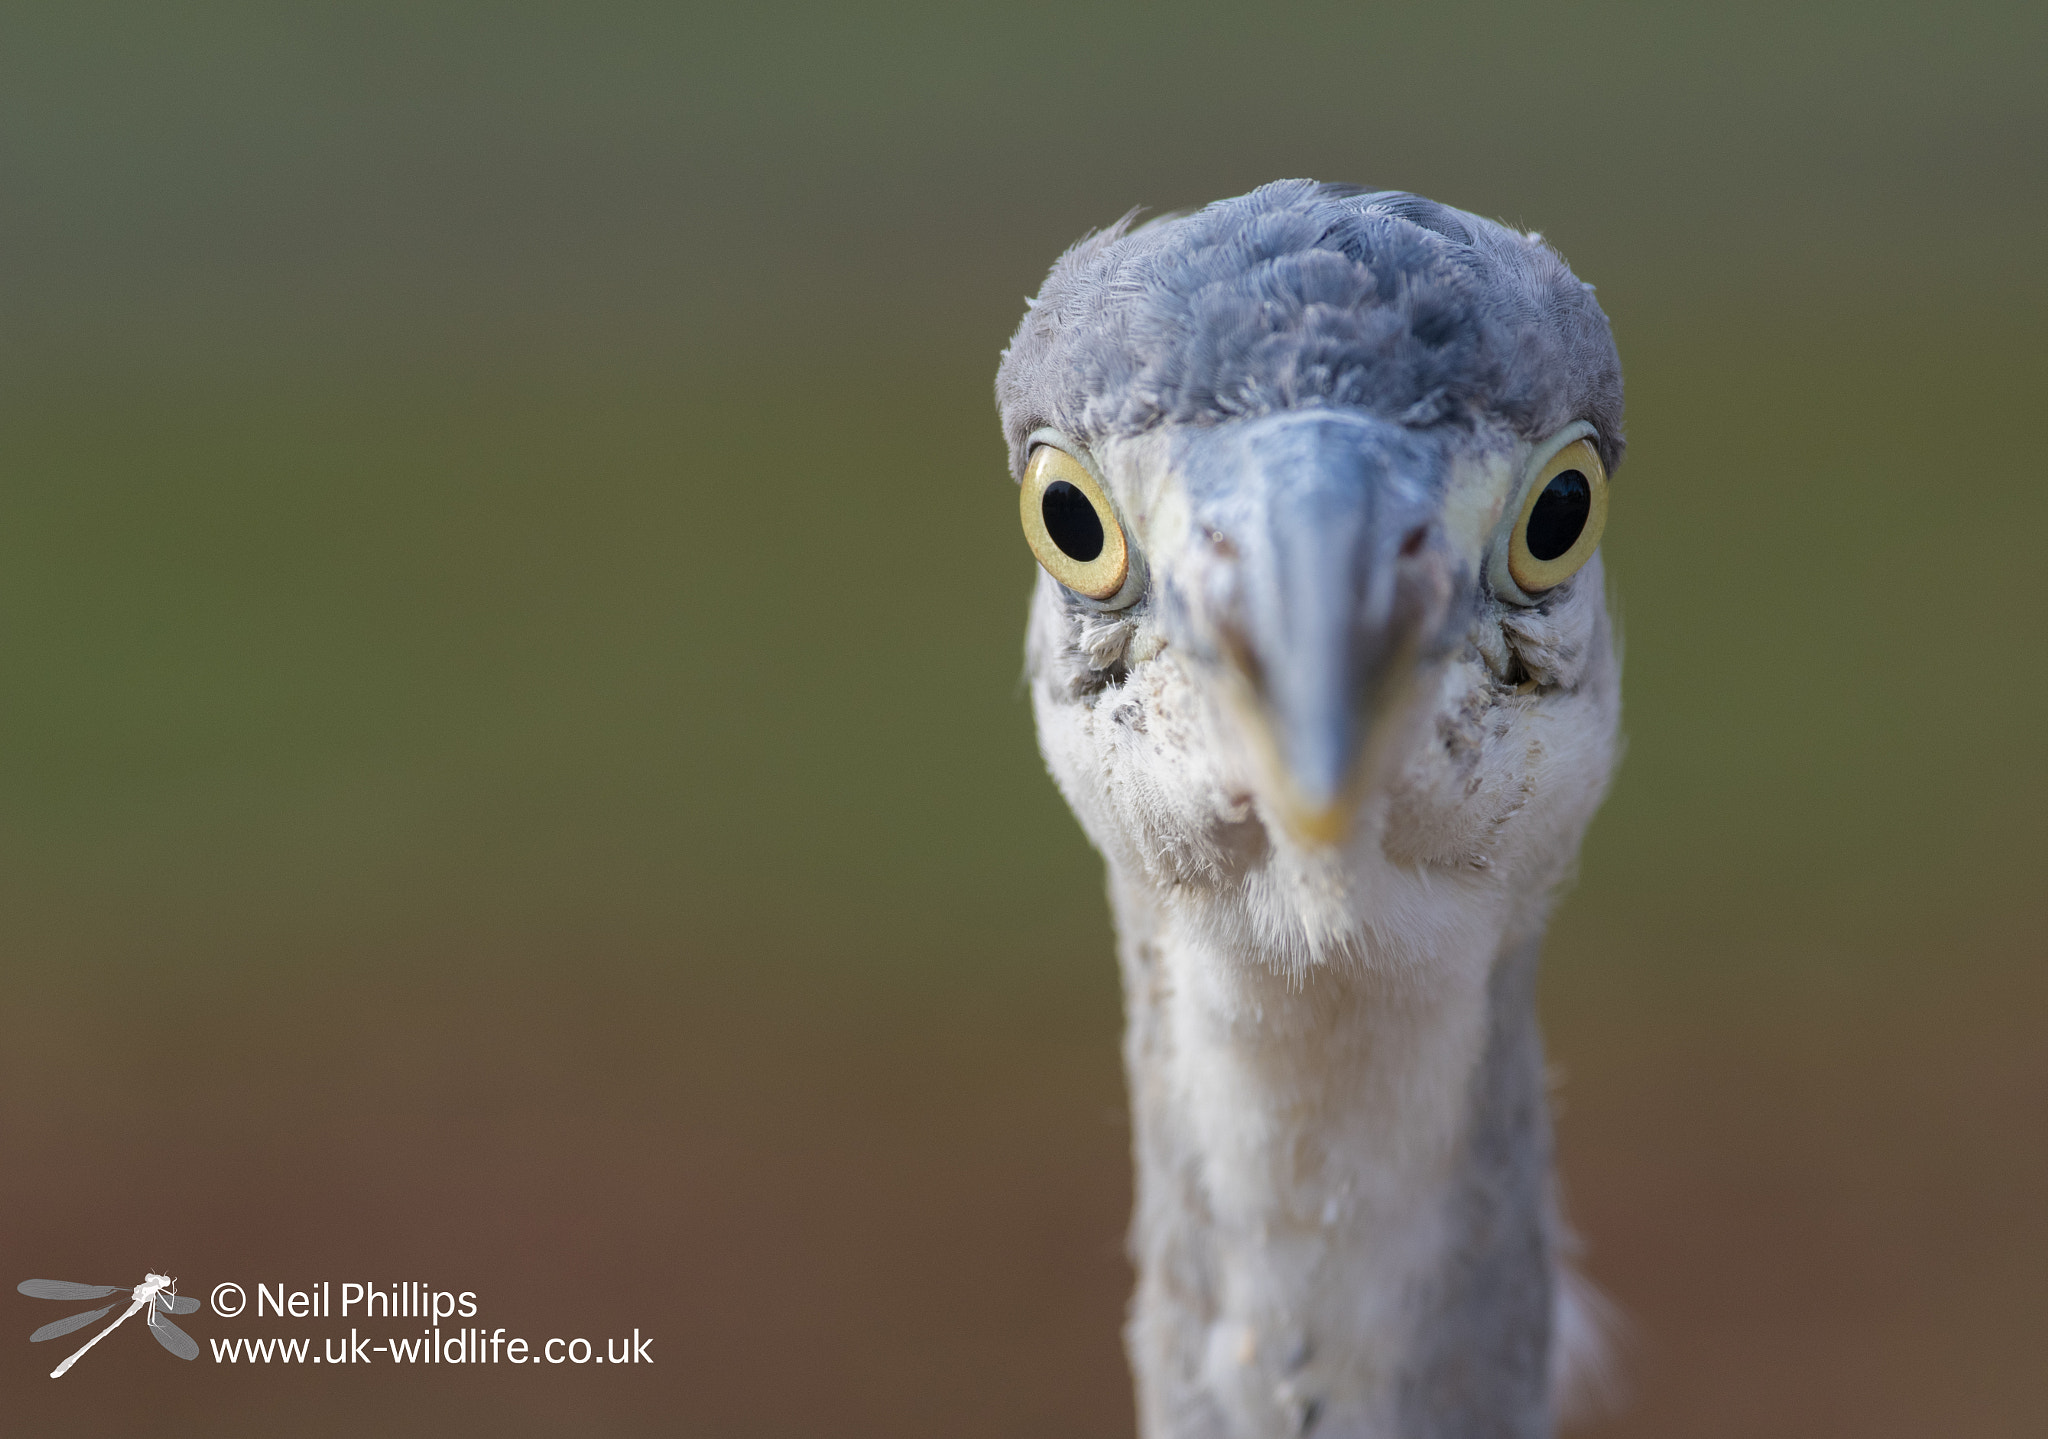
[1272, 790, 1356, 848]
[1269, 741, 1358, 848]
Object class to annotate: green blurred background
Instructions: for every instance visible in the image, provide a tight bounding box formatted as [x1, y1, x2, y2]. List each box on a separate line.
[2, 4, 2043, 1434]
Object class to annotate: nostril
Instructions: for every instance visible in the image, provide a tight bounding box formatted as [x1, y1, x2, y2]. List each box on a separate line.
[1399, 525, 1429, 558]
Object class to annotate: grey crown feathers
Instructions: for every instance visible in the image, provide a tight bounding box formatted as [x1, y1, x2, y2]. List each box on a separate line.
[998, 180, 1622, 487]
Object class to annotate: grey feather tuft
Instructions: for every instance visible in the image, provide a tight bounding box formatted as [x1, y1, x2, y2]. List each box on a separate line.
[997, 180, 1623, 475]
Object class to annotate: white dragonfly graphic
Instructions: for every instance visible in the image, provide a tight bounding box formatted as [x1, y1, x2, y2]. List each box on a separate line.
[18, 1274, 201, 1378]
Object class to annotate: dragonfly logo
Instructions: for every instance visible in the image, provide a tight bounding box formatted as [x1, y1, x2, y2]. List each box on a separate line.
[18, 1275, 201, 1378]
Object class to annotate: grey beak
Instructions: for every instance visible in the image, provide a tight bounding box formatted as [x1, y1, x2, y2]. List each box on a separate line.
[1174, 413, 1457, 842]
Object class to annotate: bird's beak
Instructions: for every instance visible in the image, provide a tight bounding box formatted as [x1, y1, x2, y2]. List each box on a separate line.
[1171, 412, 1460, 845]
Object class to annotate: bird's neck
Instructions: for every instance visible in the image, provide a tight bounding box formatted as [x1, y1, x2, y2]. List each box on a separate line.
[1111, 875, 1556, 1439]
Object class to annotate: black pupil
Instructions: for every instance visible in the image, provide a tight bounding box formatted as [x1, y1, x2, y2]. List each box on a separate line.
[1526, 470, 1590, 562]
[1041, 480, 1105, 562]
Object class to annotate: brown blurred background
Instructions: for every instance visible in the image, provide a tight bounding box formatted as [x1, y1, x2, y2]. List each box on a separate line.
[2, 3, 2044, 1434]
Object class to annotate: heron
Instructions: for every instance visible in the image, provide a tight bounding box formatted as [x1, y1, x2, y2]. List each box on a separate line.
[997, 180, 1624, 1438]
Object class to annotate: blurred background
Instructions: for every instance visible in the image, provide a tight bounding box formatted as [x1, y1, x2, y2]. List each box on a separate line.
[1, 3, 2043, 1433]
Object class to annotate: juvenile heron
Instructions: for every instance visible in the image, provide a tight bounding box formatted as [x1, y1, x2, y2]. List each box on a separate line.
[998, 180, 1624, 1438]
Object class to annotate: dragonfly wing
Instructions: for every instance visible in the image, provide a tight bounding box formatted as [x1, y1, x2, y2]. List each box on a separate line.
[158, 1293, 202, 1315]
[30, 1305, 114, 1342]
[18, 1280, 124, 1301]
[150, 1313, 200, 1360]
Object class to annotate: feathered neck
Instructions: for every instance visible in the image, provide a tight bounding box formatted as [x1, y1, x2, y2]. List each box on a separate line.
[1109, 871, 1559, 1439]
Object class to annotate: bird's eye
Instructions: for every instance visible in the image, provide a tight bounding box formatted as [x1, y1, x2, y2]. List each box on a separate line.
[1506, 437, 1608, 596]
[1020, 444, 1131, 602]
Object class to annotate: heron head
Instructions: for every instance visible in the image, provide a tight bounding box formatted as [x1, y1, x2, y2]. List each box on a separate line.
[1001, 183, 1625, 949]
